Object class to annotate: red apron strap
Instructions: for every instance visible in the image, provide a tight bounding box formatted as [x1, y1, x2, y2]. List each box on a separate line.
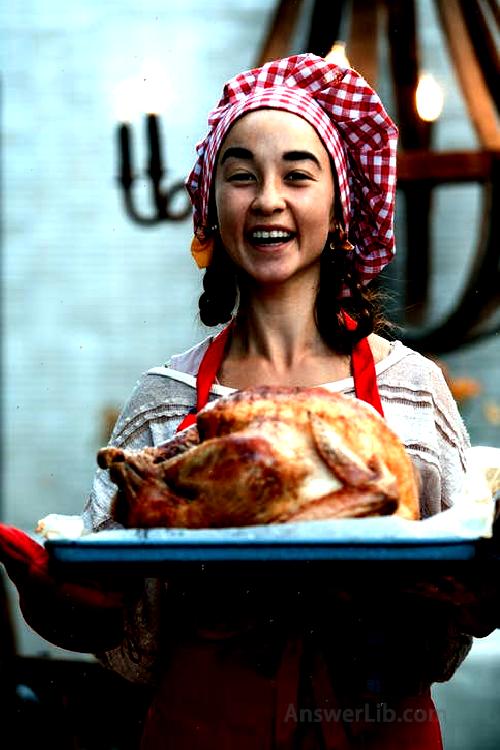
[195, 323, 234, 412]
[176, 323, 233, 432]
[342, 311, 384, 418]
[177, 314, 383, 432]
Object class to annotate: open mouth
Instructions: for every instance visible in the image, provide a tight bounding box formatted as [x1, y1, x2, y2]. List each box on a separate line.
[247, 229, 296, 246]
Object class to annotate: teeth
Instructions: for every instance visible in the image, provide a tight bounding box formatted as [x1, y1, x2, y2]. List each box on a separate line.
[251, 230, 292, 240]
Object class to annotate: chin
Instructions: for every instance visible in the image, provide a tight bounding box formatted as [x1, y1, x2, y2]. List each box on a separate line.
[247, 262, 320, 288]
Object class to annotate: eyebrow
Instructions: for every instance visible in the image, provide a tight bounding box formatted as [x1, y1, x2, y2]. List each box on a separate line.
[219, 147, 322, 169]
[220, 147, 253, 164]
[283, 150, 322, 168]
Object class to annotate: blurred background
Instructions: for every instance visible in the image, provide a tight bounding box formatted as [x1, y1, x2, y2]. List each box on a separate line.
[1, 0, 499, 747]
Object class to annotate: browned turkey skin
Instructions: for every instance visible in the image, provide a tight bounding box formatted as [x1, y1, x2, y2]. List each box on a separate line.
[98, 386, 420, 529]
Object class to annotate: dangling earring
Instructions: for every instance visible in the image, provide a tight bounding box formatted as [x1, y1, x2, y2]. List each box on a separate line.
[191, 224, 219, 269]
[329, 221, 354, 252]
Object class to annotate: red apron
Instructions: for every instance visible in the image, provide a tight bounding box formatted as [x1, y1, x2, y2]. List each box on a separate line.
[141, 320, 443, 750]
[176, 313, 384, 433]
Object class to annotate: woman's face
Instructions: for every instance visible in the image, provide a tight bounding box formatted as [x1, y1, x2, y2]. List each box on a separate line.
[214, 109, 336, 288]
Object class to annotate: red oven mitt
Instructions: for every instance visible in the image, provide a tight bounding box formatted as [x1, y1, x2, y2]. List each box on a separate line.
[0, 523, 134, 651]
[399, 570, 500, 638]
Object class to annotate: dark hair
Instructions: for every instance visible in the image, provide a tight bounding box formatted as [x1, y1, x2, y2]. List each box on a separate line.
[314, 243, 381, 354]
[198, 237, 387, 355]
[198, 238, 238, 327]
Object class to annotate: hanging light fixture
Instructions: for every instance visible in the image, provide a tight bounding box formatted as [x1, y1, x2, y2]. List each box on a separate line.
[416, 72, 444, 122]
[114, 60, 191, 225]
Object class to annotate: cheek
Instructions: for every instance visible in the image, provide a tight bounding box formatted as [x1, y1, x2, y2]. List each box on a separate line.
[316, 194, 336, 232]
[216, 191, 246, 235]
[215, 203, 240, 259]
[304, 197, 334, 233]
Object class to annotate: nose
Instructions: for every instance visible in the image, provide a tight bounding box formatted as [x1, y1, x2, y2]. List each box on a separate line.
[251, 177, 286, 215]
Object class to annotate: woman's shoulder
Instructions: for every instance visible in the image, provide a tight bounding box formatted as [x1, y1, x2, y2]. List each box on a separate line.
[374, 336, 469, 447]
[166, 333, 214, 376]
[127, 333, 215, 401]
[375, 337, 470, 453]
[368, 332, 392, 363]
[374, 336, 447, 386]
[108, 334, 224, 446]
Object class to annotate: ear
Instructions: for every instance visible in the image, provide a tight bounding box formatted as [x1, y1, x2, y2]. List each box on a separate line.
[207, 192, 219, 228]
[329, 213, 338, 233]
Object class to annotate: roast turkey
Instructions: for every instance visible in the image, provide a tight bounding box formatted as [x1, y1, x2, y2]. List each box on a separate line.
[98, 386, 420, 528]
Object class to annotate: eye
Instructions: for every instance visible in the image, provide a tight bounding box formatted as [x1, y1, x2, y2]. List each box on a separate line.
[285, 171, 312, 182]
[227, 171, 256, 183]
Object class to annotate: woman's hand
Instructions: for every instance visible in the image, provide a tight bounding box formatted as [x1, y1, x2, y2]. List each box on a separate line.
[0, 523, 138, 652]
[398, 569, 499, 638]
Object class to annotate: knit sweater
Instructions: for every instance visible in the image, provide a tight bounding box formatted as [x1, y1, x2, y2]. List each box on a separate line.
[82, 335, 472, 689]
[83, 336, 470, 534]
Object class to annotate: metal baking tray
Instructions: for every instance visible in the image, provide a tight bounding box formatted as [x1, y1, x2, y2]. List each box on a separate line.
[45, 518, 498, 572]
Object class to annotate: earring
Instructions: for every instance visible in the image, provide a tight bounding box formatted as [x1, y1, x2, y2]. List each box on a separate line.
[191, 223, 220, 268]
[329, 221, 354, 252]
[191, 235, 214, 268]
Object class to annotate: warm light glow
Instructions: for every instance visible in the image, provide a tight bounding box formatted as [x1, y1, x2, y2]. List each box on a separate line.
[324, 41, 350, 68]
[113, 60, 168, 122]
[113, 78, 141, 123]
[415, 73, 444, 122]
[140, 59, 168, 115]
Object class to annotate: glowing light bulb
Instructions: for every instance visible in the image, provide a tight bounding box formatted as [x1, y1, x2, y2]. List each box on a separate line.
[140, 59, 168, 115]
[325, 42, 350, 68]
[113, 78, 141, 123]
[113, 60, 168, 122]
[416, 73, 444, 122]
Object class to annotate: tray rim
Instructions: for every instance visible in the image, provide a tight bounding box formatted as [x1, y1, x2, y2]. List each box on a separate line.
[45, 537, 489, 563]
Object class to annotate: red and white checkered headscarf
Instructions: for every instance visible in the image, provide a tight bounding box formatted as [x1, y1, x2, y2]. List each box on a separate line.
[186, 54, 398, 285]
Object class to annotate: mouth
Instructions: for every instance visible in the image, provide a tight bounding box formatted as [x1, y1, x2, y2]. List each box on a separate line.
[246, 229, 296, 246]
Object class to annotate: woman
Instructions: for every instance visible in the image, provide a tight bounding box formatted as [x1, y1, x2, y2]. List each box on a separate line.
[85, 54, 474, 748]
[0, 54, 495, 748]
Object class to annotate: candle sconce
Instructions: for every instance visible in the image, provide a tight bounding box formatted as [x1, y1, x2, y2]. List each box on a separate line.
[118, 113, 191, 225]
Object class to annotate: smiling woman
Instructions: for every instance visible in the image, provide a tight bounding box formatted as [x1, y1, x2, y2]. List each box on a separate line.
[1, 53, 494, 750]
[92, 54, 477, 750]
[214, 110, 336, 291]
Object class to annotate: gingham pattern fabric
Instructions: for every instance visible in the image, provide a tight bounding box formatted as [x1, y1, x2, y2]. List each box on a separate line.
[186, 54, 398, 285]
